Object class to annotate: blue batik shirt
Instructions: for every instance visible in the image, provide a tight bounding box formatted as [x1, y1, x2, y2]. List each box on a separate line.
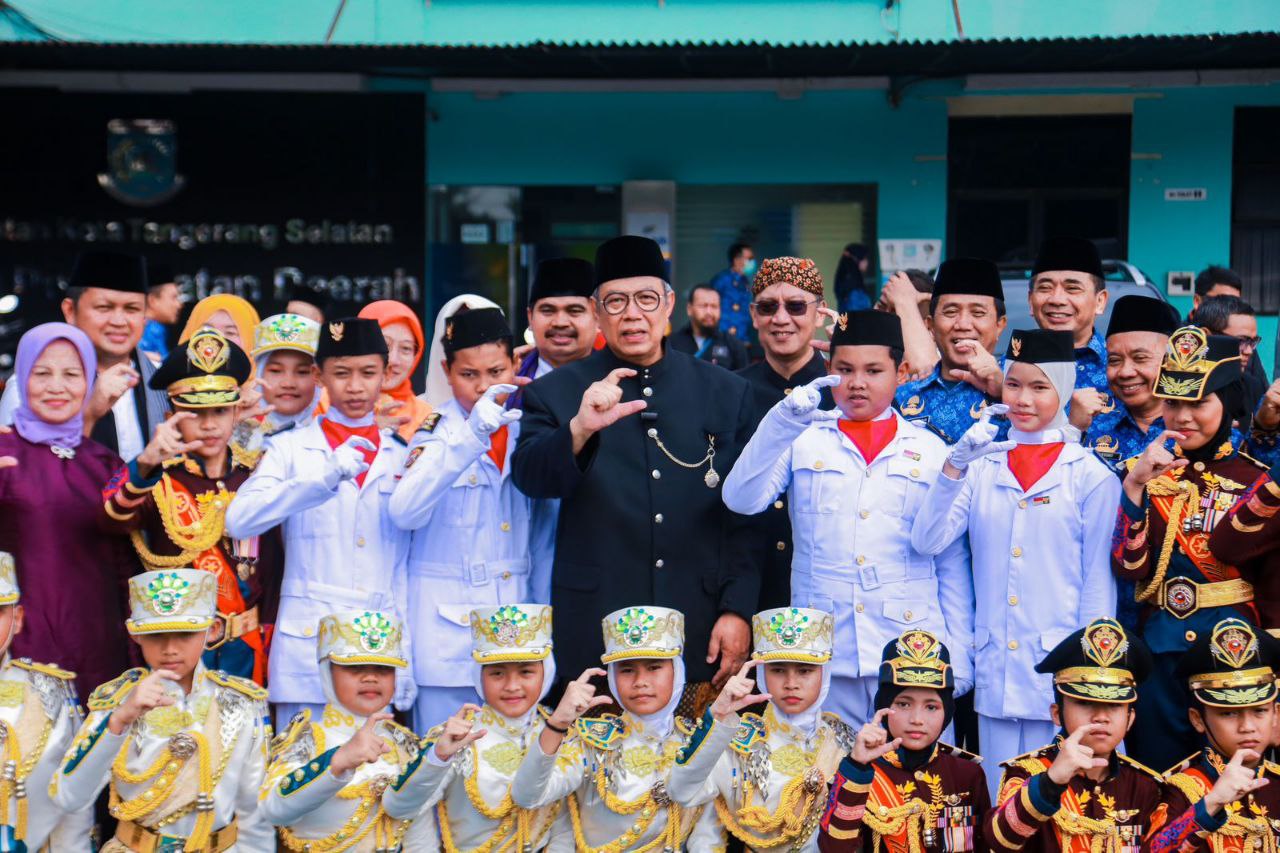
[710, 267, 753, 343]
[894, 362, 1009, 445]
[1074, 331, 1108, 393]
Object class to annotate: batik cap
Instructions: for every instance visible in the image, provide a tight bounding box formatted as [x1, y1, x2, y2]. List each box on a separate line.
[0, 552, 18, 605]
[1178, 618, 1280, 708]
[601, 606, 684, 663]
[877, 630, 953, 691]
[751, 607, 834, 664]
[1036, 618, 1152, 705]
[317, 610, 408, 668]
[751, 257, 824, 298]
[126, 569, 216, 635]
[1153, 325, 1243, 402]
[252, 313, 321, 359]
[470, 604, 553, 664]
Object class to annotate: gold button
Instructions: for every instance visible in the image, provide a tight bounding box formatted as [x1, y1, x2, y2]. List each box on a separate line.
[1011, 546, 1022, 557]
[501, 571, 511, 580]
[303, 627, 315, 637]
[910, 468, 920, 478]
[814, 460, 825, 470]
[1193, 461, 1205, 472]
[1185, 630, 1197, 643]
[1008, 596, 1018, 606]
[859, 509, 870, 519]
[775, 541, 786, 551]
[356, 537, 366, 547]
[903, 610, 913, 620]
[856, 555, 866, 566]
[1018, 500, 1027, 509]
[468, 474, 477, 485]
[1008, 640, 1019, 651]
[855, 604, 865, 614]
[774, 500, 784, 510]
[500, 522, 511, 532]
[784, 388, 793, 396]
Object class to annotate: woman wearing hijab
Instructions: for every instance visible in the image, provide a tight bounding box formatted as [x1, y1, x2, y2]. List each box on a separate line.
[178, 293, 261, 349]
[1114, 325, 1271, 771]
[694, 607, 854, 851]
[425, 293, 503, 407]
[404, 604, 570, 851]
[834, 243, 872, 312]
[358, 299, 434, 441]
[0, 323, 138, 704]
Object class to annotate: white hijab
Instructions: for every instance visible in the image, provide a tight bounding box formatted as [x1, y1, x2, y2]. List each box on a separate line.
[756, 661, 831, 739]
[608, 657, 686, 742]
[424, 294, 504, 408]
[253, 352, 324, 431]
[1003, 359, 1081, 443]
[471, 655, 558, 731]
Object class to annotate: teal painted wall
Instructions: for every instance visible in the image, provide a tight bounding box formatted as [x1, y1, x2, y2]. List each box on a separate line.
[3, 0, 1279, 45]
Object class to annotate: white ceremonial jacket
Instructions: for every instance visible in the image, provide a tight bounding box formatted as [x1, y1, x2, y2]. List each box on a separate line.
[51, 665, 273, 851]
[224, 418, 413, 707]
[722, 407, 975, 688]
[0, 655, 93, 850]
[909, 443, 1120, 722]
[510, 711, 733, 852]
[388, 399, 546, 690]
[705, 707, 855, 853]
[259, 704, 436, 852]
[406, 705, 572, 852]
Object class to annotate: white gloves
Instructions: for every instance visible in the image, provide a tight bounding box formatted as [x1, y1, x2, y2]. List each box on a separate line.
[467, 383, 522, 441]
[947, 403, 1015, 470]
[779, 375, 842, 423]
[394, 670, 418, 711]
[326, 435, 377, 486]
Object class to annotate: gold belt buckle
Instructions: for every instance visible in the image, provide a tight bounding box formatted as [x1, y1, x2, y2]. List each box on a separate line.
[206, 606, 260, 650]
[1162, 577, 1199, 620]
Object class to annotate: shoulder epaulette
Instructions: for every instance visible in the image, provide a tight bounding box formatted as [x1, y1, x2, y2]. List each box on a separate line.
[87, 668, 147, 712]
[390, 431, 409, 447]
[421, 723, 444, 749]
[730, 712, 766, 756]
[269, 709, 313, 759]
[937, 741, 983, 765]
[1160, 752, 1203, 782]
[417, 413, 442, 434]
[1116, 752, 1162, 780]
[674, 716, 697, 738]
[11, 658, 74, 681]
[1265, 760, 1280, 778]
[999, 745, 1054, 769]
[822, 712, 857, 751]
[575, 714, 623, 751]
[207, 670, 268, 701]
[383, 720, 421, 756]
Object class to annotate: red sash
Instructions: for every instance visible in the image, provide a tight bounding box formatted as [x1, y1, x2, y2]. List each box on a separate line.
[1149, 492, 1237, 583]
[869, 767, 913, 853]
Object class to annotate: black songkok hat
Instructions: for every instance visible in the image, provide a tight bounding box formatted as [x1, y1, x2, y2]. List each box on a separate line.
[1175, 618, 1280, 708]
[1035, 618, 1152, 705]
[530, 258, 596, 304]
[933, 258, 1003, 302]
[69, 250, 148, 294]
[1005, 328, 1074, 364]
[316, 317, 388, 363]
[594, 236, 667, 286]
[829, 310, 903, 351]
[286, 282, 332, 315]
[442, 307, 512, 356]
[147, 262, 176, 289]
[1106, 296, 1181, 339]
[1153, 326, 1243, 402]
[148, 329, 251, 408]
[1032, 236, 1103, 279]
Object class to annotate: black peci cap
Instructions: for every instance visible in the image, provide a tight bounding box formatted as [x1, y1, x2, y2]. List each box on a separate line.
[1032, 236, 1103, 280]
[1005, 328, 1075, 364]
[442, 307, 512, 356]
[829, 310, 904, 351]
[933, 257, 1003, 302]
[1106, 295, 1181, 339]
[594, 236, 667, 286]
[530, 257, 596, 304]
[316, 317, 388, 363]
[70, 250, 148, 294]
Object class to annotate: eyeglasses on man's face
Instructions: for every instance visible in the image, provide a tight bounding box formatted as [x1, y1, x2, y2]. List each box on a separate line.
[1236, 335, 1262, 352]
[597, 290, 665, 316]
[751, 297, 819, 317]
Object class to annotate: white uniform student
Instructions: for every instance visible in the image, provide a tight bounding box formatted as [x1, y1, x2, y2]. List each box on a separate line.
[399, 604, 572, 852]
[700, 607, 855, 852]
[389, 307, 545, 730]
[510, 606, 731, 851]
[723, 310, 975, 726]
[910, 328, 1119, 795]
[0, 552, 93, 851]
[229, 312, 324, 468]
[260, 609, 439, 852]
[225, 317, 414, 726]
[51, 569, 273, 852]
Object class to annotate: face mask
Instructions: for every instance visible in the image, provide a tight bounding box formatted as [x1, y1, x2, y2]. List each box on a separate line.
[742, 259, 759, 277]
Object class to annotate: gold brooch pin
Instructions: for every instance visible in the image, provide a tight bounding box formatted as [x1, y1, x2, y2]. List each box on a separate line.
[1010, 336, 1022, 357]
[328, 322, 345, 342]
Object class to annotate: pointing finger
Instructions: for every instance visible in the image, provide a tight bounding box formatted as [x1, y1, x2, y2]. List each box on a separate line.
[813, 375, 842, 389]
[588, 695, 614, 709]
[577, 668, 607, 684]
[737, 659, 757, 679]
[155, 669, 182, 680]
[168, 411, 198, 424]
[485, 383, 519, 399]
[604, 368, 637, 386]
[871, 708, 894, 726]
[981, 403, 1010, 421]
[1232, 748, 1259, 766]
[458, 703, 484, 716]
[614, 400, 647, 420]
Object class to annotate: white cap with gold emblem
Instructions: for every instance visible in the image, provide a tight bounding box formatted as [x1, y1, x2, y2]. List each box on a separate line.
[126, 569, 216, 635]
[470, 604, 553, 664]
[751, 607, 834, 665]
[251, 313, 321, 360]
[600, 606, 684, 664]
[0, 552, 17, 606]
[316, 610, 408, 669]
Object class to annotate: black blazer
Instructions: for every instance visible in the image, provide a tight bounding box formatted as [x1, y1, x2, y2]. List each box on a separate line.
[512, 345, 759, 682]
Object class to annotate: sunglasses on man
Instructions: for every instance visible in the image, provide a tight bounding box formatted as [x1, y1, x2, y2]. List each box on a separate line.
[751, 297, 820, 317]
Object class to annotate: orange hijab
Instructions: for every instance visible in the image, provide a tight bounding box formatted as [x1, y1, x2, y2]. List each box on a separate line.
[358, 300, 433, 441]
[178, 294, 261, 383]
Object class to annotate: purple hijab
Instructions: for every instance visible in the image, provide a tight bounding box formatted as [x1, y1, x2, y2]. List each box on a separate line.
[13, 322, 97, 448]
